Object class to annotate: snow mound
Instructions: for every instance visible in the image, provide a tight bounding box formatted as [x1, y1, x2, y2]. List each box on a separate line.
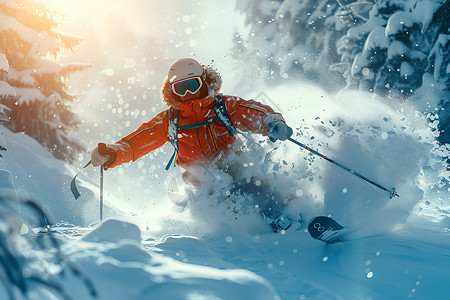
[59, 219, 280, 300]
[83, 219, 141, 243]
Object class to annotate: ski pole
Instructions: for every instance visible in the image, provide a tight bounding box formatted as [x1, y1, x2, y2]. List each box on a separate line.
[287, 137, 399, 198]
[71, 160, 105, 221]
[100, 167, 104, 221]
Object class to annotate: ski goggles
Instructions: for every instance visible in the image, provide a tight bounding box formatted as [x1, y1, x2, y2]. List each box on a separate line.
[171, 77, 203, 97]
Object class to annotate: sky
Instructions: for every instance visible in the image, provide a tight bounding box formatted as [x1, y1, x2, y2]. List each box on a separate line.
[46, 0, 243, 72]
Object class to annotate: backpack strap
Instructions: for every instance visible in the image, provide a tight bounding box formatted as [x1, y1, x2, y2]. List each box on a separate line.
[179, 117, 219, 131]
[213, 93, 237, 136]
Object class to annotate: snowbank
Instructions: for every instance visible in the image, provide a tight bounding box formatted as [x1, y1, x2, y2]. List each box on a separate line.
[0, 125, 98, 224]
[57, 219, 280, 300]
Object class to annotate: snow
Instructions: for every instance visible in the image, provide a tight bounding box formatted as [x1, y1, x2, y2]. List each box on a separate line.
[351, 53, 368, 76]
[0, 53, 9, 70]
[363, 26, 389, 51]
[0, 55, 15, 114]
[387, 40, 410, 60]
[414, 1, 442, 33]
[0, 81, 16, 97]
[385, 11, 416, 36]
[0, 168, 14, 190]
[7, 69, 37, 86]
[257, 1, 279, 16]
[400, 61, 415, 77]
[0, 1, 448, 296]
[346, 16, 386, 41]
[14, 87, 46, 104]
[429, 33, 450, 81]
[59, 220, 279, 300]
[36, 59, 63, 74]
[0, 126, 98, 224]
[83, 219, 141, 243]
[1, 78, 449, 299]
[0, 12, 58, 58]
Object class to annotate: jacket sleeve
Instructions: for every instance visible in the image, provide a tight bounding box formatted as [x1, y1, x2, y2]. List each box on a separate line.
[106, 110, 169, 169]
[224, 95, 286, 136]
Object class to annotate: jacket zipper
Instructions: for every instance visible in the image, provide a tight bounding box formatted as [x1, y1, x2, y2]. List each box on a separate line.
[207, 124, 218, 151]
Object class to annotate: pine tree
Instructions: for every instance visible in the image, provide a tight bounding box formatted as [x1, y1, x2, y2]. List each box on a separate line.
[1, 53, 12, 161]
[233, 0, 449, 145]
[0, 0, 89, 163]
[336, 0, 449, 145]
[339, 0, 449, 98]
[0, 53, 13, 123]
[232, 0, 347, 90]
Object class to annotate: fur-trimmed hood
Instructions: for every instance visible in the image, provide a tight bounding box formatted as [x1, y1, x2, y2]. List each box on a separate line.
[160, 64, 222, 107]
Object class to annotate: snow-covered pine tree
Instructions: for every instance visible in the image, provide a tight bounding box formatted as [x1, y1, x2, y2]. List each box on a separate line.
[1, 53, 12, 160]
[0, 0, 89, 163]
[0, 53, 14, 124]
[340, 0, 448, 98]
[337, 0, 449, 145]
[232, 0, 348, 90]
[233, 0, 448, 146]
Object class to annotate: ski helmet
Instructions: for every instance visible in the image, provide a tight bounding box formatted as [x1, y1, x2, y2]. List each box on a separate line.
[168, 58, 204, 84]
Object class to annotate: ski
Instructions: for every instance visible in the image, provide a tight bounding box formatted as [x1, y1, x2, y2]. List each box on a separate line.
[308, 216, 345, 244]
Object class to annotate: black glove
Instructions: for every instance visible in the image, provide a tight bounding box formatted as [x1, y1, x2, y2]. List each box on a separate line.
[268, 122, 293, 142]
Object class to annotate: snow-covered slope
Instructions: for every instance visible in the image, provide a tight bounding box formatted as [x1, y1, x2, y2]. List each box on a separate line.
[57, 219, 279, 300]
[0, 126, 98, 224]
[1, 82, 449, 299]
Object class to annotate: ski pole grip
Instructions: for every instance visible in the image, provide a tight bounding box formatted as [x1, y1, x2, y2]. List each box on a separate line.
[98, 143, 110, 156]
[97, 143, 117, 170]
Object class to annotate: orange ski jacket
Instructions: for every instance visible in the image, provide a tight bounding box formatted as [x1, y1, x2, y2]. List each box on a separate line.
[105, 95, 285, 170]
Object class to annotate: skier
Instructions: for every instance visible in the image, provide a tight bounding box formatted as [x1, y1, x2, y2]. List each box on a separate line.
[91, 58, 293, 231]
